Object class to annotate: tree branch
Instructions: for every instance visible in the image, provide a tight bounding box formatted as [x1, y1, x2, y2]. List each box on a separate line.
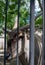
[37, 0, 43, 10]
[35, 12, 42, 20]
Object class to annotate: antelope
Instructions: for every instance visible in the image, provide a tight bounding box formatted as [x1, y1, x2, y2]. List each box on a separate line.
[6, 16, 42, 65]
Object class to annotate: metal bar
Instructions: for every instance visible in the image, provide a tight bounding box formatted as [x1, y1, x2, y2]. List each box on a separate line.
[29, 0, 35, 65]
[42, 0, 45, 65]
[16, 0, 20, 65]
[4, 0, 8, 65]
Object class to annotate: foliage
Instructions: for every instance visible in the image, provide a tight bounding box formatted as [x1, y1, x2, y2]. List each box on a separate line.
[0, 0, 42, 35]
[0, 0, 29, 29]
[35, 16, 42, 28]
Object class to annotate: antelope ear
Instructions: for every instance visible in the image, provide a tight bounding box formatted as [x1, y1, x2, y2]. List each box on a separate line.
[13, 16, 18, 29]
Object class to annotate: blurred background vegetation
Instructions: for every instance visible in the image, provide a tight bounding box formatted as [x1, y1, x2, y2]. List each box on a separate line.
[0, 0, 42, 35]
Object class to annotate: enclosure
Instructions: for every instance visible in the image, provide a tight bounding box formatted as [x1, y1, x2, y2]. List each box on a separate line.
[0, 0, 45, 65]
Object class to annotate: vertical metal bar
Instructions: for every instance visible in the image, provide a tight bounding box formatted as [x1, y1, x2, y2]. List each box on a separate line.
[29, 0, 35, 65]
[16, 0, 20, 65]
[4, 0, 8, 65]
[42, 0, 45, 65]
